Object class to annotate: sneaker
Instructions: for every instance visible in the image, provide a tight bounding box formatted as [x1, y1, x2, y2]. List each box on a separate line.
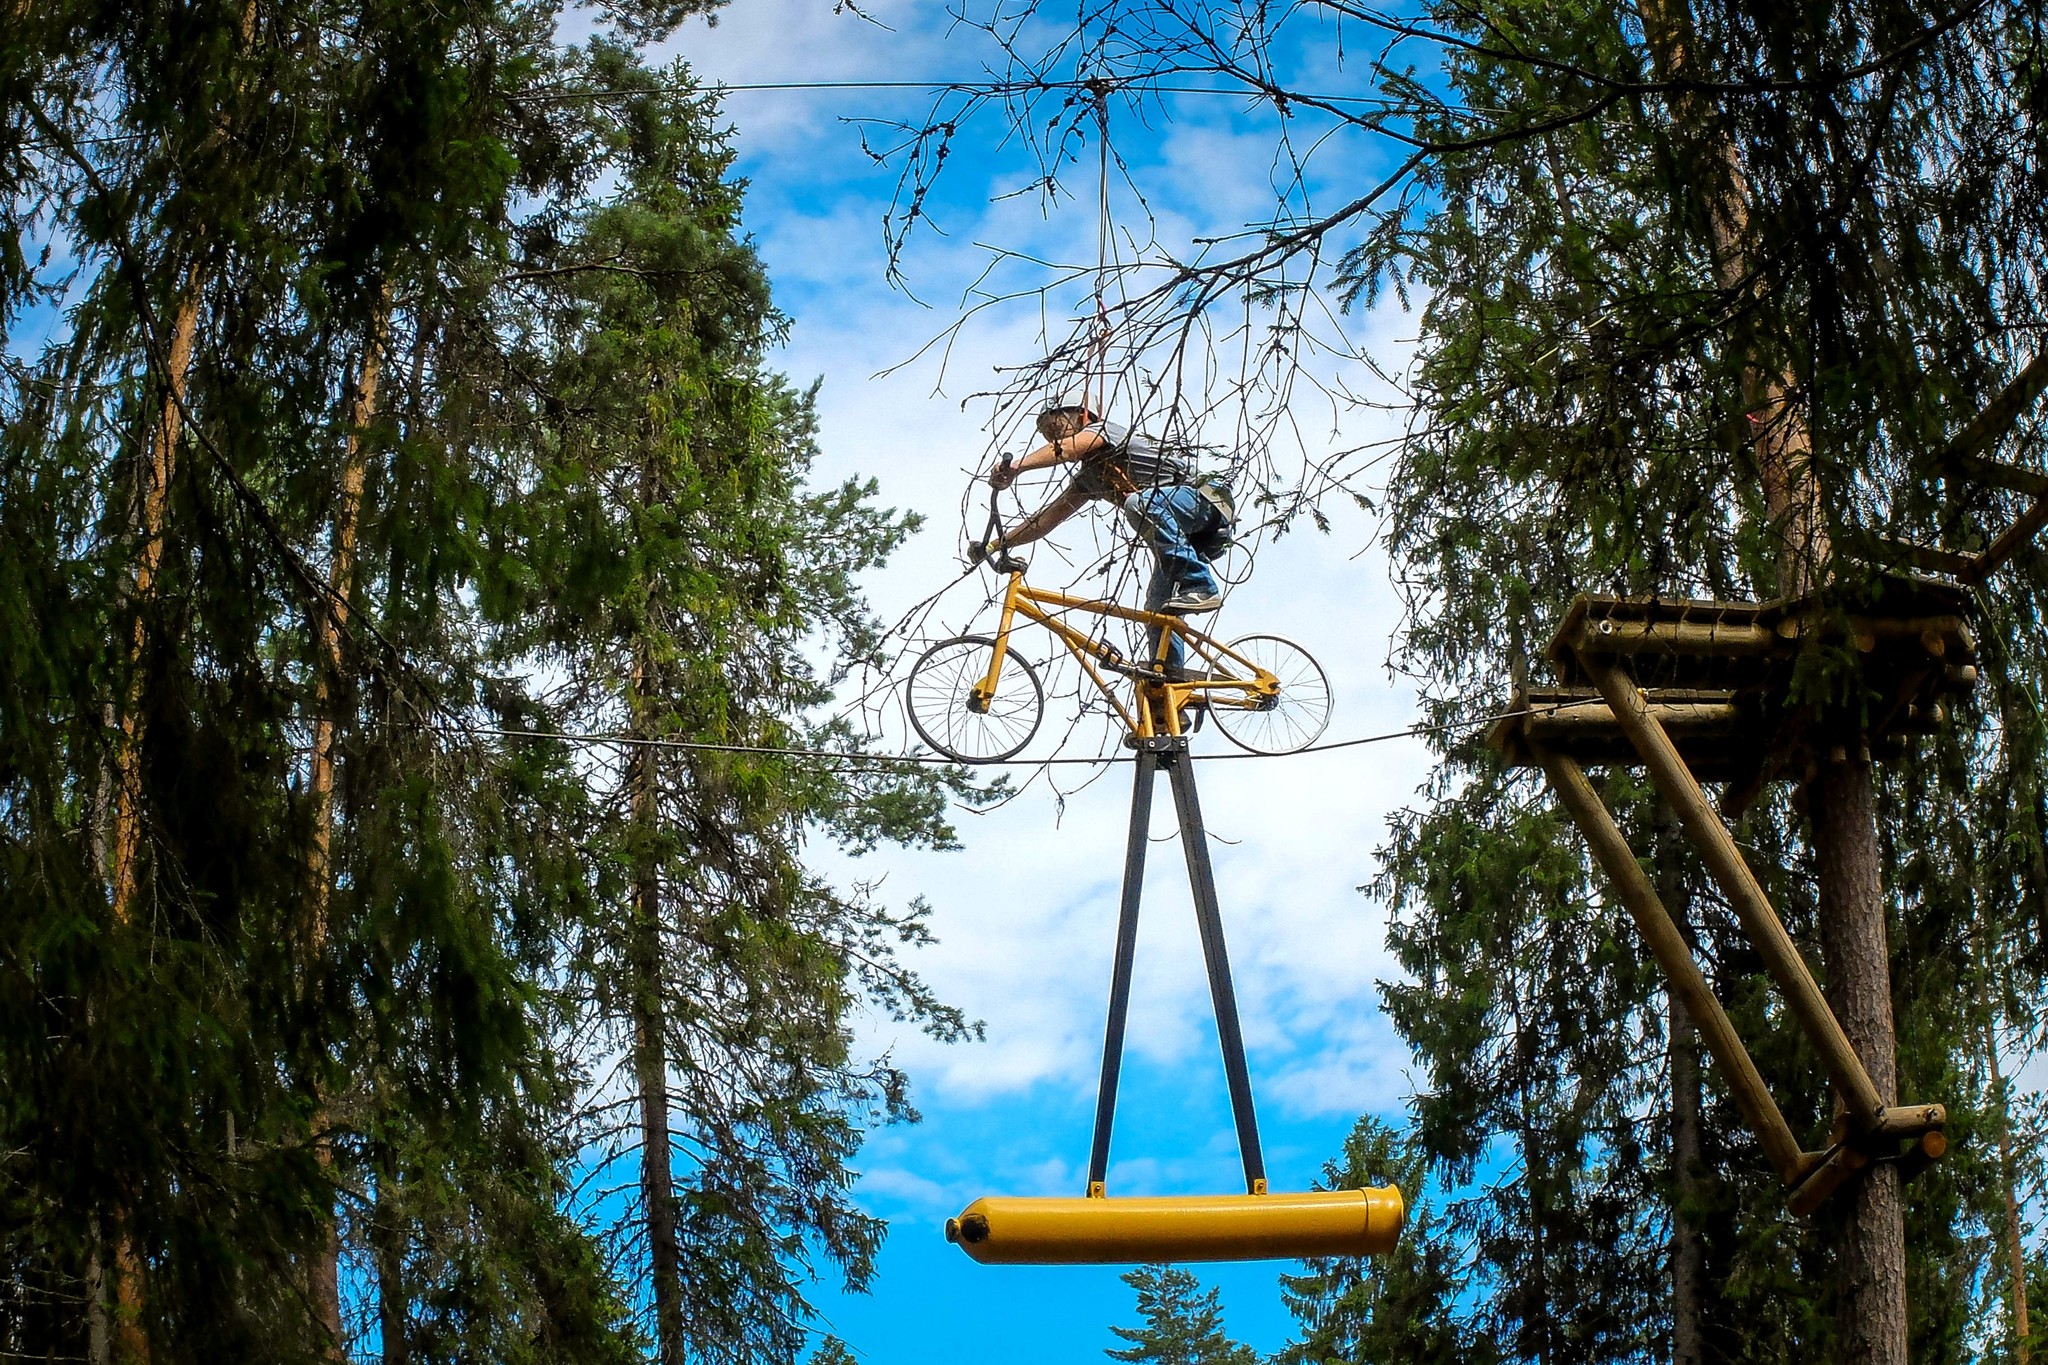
[1160, 589, 1222, 614]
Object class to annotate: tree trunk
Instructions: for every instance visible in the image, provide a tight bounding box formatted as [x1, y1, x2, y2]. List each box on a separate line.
[102, 13, 256, 1357]
[303, 291, 392, 1360]
[111, 1233, 149, 1365]
[1634, 8, 1903, 1363]
[628, 709, 686, 1364]
[1658, 808, 1705, 1365]
[86, 1216, 109, 1365]
[108, 0, 259, 920]
[110, 262, 204, 923]
[1987, 1009, 2032, 1363]
[1972, 809, 2033, 1365]
[306, 292, 391, 950]
[1810, 756, 1908, 1363]
[99, 257, 206, 1365]
[1633, 0, 1829, 599]
[372, 1133, 408, 1365]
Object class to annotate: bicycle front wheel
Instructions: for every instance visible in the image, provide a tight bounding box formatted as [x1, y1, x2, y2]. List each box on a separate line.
[906, 635, 1046, 763]
[1209, 634, 1332, 755]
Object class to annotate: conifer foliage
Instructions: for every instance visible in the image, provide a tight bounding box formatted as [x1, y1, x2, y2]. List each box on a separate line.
[1108, 1265, 1258, 1365]
[1275, 1118, 1477, 1365]
[0, 4, 964, 1362]
[1360, 3, 2048, 1362]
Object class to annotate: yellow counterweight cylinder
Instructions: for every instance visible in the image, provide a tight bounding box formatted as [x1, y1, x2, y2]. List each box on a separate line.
[944, 1187, 1404, 1265]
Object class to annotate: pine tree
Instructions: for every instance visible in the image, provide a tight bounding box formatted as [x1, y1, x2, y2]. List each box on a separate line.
[494, 54, 974, 1365]
[2, 1, 356, 1354]
[0, 3, 708, 1358]
[1359, 2, 2048, 1360]
[1275, 1118, 1484, 1365]
[1108, 1265, 1258, 1365]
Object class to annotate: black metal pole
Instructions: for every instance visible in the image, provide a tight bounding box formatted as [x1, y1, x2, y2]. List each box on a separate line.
[1164, 747, 1268, 1194]
[1086, 748, 1159, 1193]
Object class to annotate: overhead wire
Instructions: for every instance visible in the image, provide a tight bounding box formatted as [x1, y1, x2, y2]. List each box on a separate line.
[432, 696, 1598, 770]
[512, 78, 1404, 105]
[14, 76, 1405, 153]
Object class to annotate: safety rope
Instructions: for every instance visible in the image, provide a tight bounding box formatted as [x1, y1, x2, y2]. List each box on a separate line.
[1088, 77, 1113, 421]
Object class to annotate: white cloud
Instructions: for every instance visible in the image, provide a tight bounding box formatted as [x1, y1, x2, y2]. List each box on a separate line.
[659, 1, 963, 150]
[789, 324, 1425, 1128]
[854, 1165, 955, 1213]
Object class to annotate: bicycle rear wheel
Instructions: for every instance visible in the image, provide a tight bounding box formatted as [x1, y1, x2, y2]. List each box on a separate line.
[906, 635, 1046, 763]
[1208, 634, 1331, 755]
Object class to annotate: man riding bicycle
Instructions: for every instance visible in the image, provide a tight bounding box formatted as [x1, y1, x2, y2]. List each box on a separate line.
[909, 408, 1327, 757]
[973, 403, 1234, 627]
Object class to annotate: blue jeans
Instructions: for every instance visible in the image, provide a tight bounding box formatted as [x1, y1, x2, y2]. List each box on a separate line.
[1121, 485, 1221, 671]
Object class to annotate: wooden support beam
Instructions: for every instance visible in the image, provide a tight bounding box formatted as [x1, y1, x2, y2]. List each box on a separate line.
[1572, 617, 1778, 659]
[1947, 452, 2048, 499]
[1787, 1142, 1871, 1217]
[1522, 699, 1742, 743]
[1935, 357, 2048, 585]
[1873, 1103, 1947, 1138]
[1896, 1129, 1949, 1183]
[1842, 614, 1974, 653]
[1717, 708, 1813, 823]
[1962, 495, 2048, 585]
[1940, 353, 2048, 466]
[1859, 539, 1982, 579]
[1538, 749, 1813, 1185]
[1575, 656, 1891, 1131]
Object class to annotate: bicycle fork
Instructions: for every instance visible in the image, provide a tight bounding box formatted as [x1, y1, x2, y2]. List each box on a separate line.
[970, 571, 1028, 713]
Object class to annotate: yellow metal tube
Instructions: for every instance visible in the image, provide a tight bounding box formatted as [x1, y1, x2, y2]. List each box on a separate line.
[944, 1187, 1404, 1265]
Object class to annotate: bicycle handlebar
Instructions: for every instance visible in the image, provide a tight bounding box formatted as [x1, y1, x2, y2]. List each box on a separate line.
[981, 487, 1002, 548]
[974, 487, 1030, 574]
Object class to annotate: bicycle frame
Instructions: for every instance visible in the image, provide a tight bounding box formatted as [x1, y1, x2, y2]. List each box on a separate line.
[971, 569, 1281, 741]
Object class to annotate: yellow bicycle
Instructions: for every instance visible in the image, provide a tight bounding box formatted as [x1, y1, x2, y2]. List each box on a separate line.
[906, 549, 1332, 762]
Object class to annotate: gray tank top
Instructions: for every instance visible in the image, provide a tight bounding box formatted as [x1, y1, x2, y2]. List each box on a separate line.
[1065, 420, 1190, 502]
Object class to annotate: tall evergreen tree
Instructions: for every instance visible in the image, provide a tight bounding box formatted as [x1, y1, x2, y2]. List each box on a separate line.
[1108, 1265, 1258, 1365]
[3, 2, 358, 1355]
[1276, 1118, 1481, 1365]
[1359, 2, 2048, 1361]
[1, 3, 961, 1360]
[496, 57, 973, 1365]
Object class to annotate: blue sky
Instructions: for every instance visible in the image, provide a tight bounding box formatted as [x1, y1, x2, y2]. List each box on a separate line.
[643, 3, 1439, 1358]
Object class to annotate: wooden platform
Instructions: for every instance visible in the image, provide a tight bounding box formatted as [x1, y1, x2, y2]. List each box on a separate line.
[1488, 574, 1979, 791]
[1480, 573, 1972, 1211]
[1469, 362, 2048, 1214]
